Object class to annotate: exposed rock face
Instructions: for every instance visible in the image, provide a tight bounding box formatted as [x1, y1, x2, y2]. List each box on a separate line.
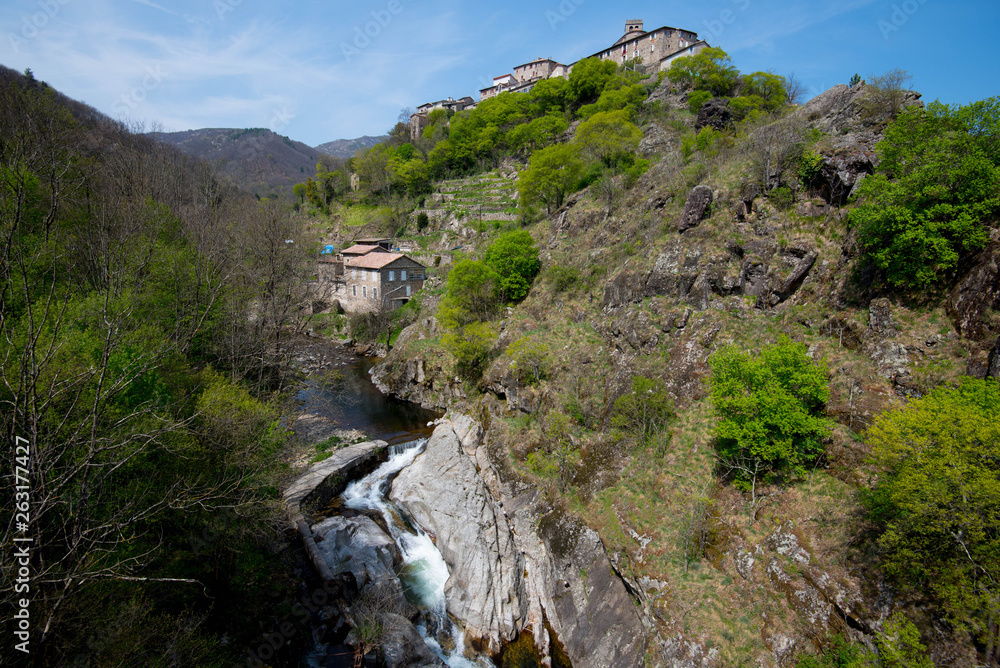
[989, 336, 1000, 380]
[868, 298, 896, 335]
[603, 239, 818, 313]
[380, 614, 447, 668]
[948, 243, 1000, 340]
[370, 318, 465, 411]
[391, 416, 648, 666]
[678, 185, 714, 233]
[696, 97, 732, 131]
[390, 419, 528, 654]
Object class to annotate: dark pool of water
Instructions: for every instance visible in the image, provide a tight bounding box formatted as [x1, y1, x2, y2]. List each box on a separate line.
[296, 353, 441, 444]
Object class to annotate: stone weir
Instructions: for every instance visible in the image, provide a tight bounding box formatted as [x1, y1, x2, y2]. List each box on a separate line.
[283, 440, 387, 581]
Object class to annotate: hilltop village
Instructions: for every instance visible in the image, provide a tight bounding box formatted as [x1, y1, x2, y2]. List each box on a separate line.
[409, 19, 708, 138]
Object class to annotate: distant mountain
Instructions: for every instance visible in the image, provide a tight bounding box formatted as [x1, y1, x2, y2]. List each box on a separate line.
[150, 127, 322, 200]
[314, 135, 386, 158]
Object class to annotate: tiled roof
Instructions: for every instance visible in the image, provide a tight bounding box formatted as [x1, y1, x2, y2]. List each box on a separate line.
[340, 244, 382, 256]
[346, 253, 407, 269]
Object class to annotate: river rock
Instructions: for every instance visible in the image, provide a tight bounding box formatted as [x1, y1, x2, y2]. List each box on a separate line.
[390, 420, 528, 654]
[312, 515, 402, 591]
[380, 614, 447, 668]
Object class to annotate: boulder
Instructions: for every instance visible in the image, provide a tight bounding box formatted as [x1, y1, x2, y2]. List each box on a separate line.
[677, 185, 714, 233]
[390, 420, 528, 655]
[695, 97, 732, 131]
[312, 515, 402, 592]
[988, 336, 1000, 381]
[948, 244, 1000, 340]
[380, 614, 447, 668]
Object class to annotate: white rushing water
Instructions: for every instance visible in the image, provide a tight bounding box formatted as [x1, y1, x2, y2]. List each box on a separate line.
[341, 440, 489, 668]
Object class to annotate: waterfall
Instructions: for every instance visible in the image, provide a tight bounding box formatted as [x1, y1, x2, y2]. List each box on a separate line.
[342, 440, 490, 668]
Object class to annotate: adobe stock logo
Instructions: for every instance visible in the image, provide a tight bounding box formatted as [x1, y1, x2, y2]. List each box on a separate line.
[112, 65, 168, 115]
[7, 0, 71, 54]
[877, 0, 929, 40]
[340, 0, 407, 62]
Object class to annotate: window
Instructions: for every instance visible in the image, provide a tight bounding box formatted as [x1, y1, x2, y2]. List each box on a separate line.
[362, 286, 367, 297]
[351, 268, 356, 279]
[406, 285, 411, 297]
[401, 270, 407, 281]
[352, 285, 356, 296]
[389, 271, 394, 282]
[373, 288, 377, 300]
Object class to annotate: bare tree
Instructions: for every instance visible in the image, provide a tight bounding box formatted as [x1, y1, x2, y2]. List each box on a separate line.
[783, 72, 808, 105]
[857, 68, 913, 125]
[739, 113, 805, 193]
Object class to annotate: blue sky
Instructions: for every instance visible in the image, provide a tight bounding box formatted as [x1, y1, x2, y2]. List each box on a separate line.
[1, 0, 997, 147]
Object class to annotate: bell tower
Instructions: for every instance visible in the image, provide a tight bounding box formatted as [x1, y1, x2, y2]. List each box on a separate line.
[625, 19, 645, 34]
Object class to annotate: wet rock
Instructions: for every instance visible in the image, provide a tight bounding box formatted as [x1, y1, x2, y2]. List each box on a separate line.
[390, 419, 528, 654]
[312, 515, 401, 591]
[678, 185, 714, 233]
[695, 97, 732, 131]
[381, 614, 447, 668]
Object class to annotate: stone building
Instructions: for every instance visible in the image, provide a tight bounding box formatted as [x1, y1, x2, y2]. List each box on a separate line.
[582, 20, 707, 71]
[409, 96, 475, 140]
[317, 242, 426, 312]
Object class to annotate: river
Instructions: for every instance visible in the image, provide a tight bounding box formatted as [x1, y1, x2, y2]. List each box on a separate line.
[293, 342, 492, 667]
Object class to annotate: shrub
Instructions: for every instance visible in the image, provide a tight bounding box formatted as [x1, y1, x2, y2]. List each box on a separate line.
[507, 337, 551, 385]
[709, 339, 831, 496]
[483, 230, 540, 303]
[416, 211, 429, 230]
[850, 100, 999, 289]
[611, 376, 675, 444]
[864, 378, 999, 647]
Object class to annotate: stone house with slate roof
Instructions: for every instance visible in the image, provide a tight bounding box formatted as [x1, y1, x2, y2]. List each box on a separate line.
[317, 241, 426, 312]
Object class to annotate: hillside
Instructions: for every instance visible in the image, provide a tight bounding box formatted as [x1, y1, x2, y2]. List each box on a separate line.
[315, 134, 386, 158]
[313, 60, 1000, 667]
[150, 126, 324, 200]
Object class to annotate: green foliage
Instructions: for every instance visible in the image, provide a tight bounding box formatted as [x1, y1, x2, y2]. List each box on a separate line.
[484, 229, 540, 303]
[864, 379, 1000, 644]
[442, 320, 495, 380]
[548, 265, 578, 293]
[851, 100, 1000, 289]
[529, 412, 578, 492]
[849, 73, 862, 87]
[507, 336, 551, 385]
[688, 90, 713, 114]
[574, 109, 643, 169]
[518, 143, 585, 215]
[568, 57, 619, 106]
[798, 150, 824, 188]
[611, 376, 675, 444]
[416, 211, 429, 230]
[682, 127, 721, 160]
[795, 615, 932, 668]
[709, 339, 831, 489]
[667, 47, 740, 97]
[439, 259, 499, 325]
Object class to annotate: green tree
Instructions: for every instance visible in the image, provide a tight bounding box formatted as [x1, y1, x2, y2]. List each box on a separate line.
[709, 339, 831, 500]
[851, 100, 999, 289]
[507, 336, 551, 385]
[438, 259, 499, 326]
[864, 378, 1000, 653]
[292, 182, 306, 204]
[518, 143, 584, 215]
[567, 57, 618, 106]
[483, 229, 540, 303]
[667, 46, 740, 97]
[442, 320, 495, 380]
[574, 109, 643, 169]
